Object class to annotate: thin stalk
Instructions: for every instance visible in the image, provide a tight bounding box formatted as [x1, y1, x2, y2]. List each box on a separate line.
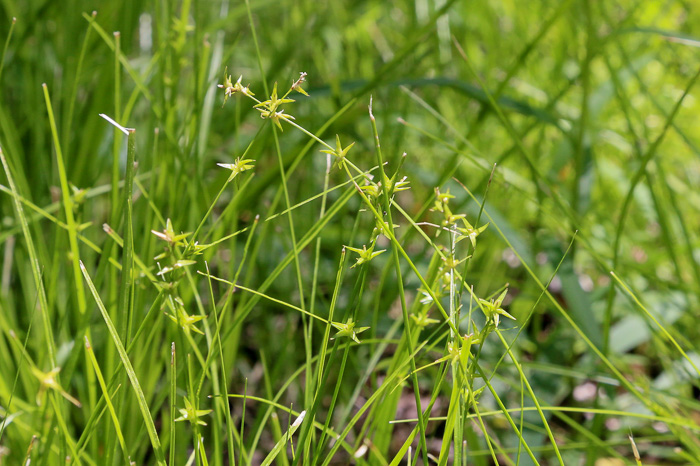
[0, 17, 16, 83]
[473, 362, 540, 465]
[304, 154, 335, 457]
[169, 342, 177, 465]
[494, 330, 564, 465]
[294, 249, 348, 463]
[110, 31, 122, 226]
[118, 129, 137, 343]
[368, 99, 429, 465]
[303, 152, 332, 459]
[239, 378, 248, 466]
[270, 126, 306, 311]
[43, 84, 88, 319]
[572, 0, 594, 232]
[63, 12, 95, 152]
[204, 263, 236, 466]
[611, 272, 700, 378]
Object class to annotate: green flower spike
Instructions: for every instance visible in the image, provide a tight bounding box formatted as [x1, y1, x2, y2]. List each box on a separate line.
[152, 218, 190, 247]
[31, 367, 81, 407]
[217, 157, 255, 182]
[345, 244, 385, 268]
[478, 288, 516, 328]
[255, 82, 296, 131]
[331, 318, 369, 344]
[175, 396, 212, 426]
[321, 135, 355, 170]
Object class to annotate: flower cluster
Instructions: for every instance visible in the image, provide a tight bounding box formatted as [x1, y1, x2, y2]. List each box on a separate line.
[219, 70, 308, 131]
[331, 318, 369, 344]
[413, 186, 514, 343]
[175, 396, 212, 426]
[213, 70, 518, 353]
[321, 135, 355, 171]
[217, 68, 254, 106]
[151, 219, 207, 335]
[217, 157, 255, 182]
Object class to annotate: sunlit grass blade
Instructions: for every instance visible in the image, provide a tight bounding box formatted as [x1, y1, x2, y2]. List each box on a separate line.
[260, 410, 305, 466]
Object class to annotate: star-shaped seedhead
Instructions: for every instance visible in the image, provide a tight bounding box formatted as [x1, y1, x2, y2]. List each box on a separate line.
[331, 318, 369, 344]
[175, 396, 212, 426]
[478, 288, 515, 328]
[345, 244, 385, 268]
[321, 135, 356, 170]
[217, 157, 255, 182]
[183, 240, 209, 257]
[359, 173, 410, 202]
[31, 367, 81, 407]
[254, 82, 296, 131]
[411, 312, 440, 328]
[376, 171, 411, 199]
[456, 218, 489, 249]
[359, 180, 380, 200]
[259, 108, 296, 131]
[165, 300, 206, 335]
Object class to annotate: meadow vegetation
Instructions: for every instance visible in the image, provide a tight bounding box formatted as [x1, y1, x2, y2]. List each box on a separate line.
[1, 0, 700, 464]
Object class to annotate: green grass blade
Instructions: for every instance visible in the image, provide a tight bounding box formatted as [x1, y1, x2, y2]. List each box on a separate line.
[84, 336, 129, 461]
[79, 261, 167, 466]
[0, 147, 57, 368]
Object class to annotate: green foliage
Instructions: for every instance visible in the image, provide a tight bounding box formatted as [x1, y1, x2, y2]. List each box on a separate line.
[1, 0, 700, 465]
